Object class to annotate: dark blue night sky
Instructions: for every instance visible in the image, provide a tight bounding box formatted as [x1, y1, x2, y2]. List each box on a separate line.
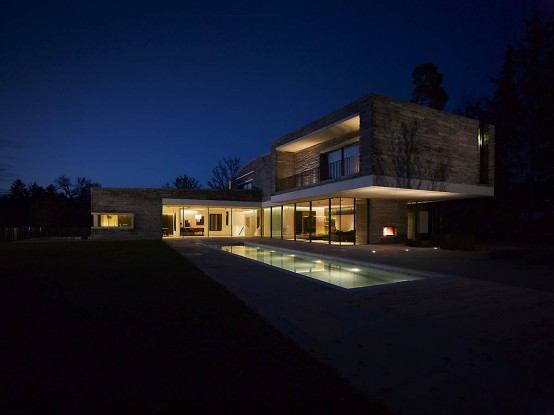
[0, 0, 548, 192]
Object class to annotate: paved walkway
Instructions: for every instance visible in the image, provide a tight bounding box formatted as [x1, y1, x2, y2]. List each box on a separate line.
[166, 238, 554, 414]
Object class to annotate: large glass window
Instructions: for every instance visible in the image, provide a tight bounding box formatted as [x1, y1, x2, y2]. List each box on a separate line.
[330, 198, 355, 245]
[234, 208, 260, 237]
[282, 204, 295, 240]
[262, 207, 271, 238]
[295, 202, 312, 241]
[311, 199, 329, 243]
[271, 206, 282, 238]
[322, 142, 360, 180]
[94, 213, 134, 228]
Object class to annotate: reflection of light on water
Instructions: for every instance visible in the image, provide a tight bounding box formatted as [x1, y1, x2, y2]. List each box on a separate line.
[220, 245, 424, 289]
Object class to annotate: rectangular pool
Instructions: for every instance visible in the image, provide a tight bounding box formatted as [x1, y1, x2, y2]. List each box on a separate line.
[220, 244, 428, 289]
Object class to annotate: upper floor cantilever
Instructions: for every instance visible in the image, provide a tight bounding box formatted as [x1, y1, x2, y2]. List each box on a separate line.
[233, 93, 494, 203]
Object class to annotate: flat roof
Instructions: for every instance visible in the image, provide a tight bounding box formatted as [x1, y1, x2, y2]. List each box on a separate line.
[275, 115, 360, 152]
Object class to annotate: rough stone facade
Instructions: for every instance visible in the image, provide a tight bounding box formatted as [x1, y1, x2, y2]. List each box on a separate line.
[355, 199, 369, 245]
[289, 132, 360, 177]
[371, 94, 494, 188]
[368, 199, 409, 244]
[91, 188, 261, 240]
[235, 153, 274, 201]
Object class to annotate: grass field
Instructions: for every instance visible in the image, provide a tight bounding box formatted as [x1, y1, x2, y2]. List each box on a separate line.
[1, 240, 389, 414]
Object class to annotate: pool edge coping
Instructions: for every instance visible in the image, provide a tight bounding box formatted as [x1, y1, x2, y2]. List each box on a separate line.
[204, 241, 460, 292]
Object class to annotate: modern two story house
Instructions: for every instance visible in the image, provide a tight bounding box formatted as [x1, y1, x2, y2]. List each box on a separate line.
[91, 93, 494, 244]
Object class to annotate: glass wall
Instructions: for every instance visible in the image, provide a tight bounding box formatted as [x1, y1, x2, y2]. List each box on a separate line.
[206, 207, 231, 236]
[163, 205, 262, 237]
[263, 207, 271, 238]
[231, 208, 261, 236]
[330, 198, 355, 245]
[282, 204, 295, 240]
[161, 199, 355, 244]
[311, 199, 329, 243]
[295, 201, 312, 242]
[271, 206, 282, 238]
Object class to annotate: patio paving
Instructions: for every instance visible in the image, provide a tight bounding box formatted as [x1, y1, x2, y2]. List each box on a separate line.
[166, 238, 554, 414]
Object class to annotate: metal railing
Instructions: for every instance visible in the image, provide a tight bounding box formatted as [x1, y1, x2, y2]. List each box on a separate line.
[276, 167, 320, 191]
[276, 155, 360, 192]
[321, 155, 360, 180]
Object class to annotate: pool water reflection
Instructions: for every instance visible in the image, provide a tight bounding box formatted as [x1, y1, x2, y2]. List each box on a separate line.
[220, 244, 426, 289]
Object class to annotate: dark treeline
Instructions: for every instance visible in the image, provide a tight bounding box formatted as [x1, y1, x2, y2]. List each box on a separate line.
[0, 175, 100, 229]
[448, 9, 554, 242]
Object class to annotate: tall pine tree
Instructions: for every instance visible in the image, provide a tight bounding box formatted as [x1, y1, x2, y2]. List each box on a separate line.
[491, 9, 554, 225]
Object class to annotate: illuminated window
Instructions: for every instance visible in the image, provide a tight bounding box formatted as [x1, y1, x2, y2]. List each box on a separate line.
[383, 226, 397, 236]
[93, 213, 134, 228]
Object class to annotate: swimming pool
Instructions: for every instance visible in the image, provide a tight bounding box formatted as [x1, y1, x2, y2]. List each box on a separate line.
[220, 244, 429, 290]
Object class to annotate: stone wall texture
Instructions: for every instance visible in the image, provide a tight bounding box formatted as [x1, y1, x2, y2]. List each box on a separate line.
[235, 153, 274, 201]
[368, 199, 408, 244]
[267, 93, 495, 195]
[371, 94, 495, 188]
[355, 199, 369, 245]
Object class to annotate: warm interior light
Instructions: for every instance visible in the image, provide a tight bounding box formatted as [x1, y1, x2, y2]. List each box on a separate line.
[194, 214, 202, 220]
[383, 226, 397, 236]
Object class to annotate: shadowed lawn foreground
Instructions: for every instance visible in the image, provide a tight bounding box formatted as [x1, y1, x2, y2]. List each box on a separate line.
[1, 241, 389, 414]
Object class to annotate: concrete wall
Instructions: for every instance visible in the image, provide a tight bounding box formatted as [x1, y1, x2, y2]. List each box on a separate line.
[91, 188, 261, 240]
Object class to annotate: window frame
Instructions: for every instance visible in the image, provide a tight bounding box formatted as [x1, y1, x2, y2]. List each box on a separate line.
[320, 141, 360, 180]
[92, 213, 134, 229]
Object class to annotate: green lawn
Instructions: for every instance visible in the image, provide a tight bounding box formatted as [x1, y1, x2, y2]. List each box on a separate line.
[1, 240, 389, 414]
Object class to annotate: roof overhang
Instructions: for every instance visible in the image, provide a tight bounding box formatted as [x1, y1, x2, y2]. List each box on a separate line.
[276, 114, 360, 152]
[162, 198, 262, 208]
[269, 175, 494, 205]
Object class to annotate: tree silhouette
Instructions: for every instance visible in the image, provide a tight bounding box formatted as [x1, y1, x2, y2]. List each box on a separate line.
[165, 174, 203, 189]
[491, 8, 554, 221]
[410, 62, 449, 110]
[207, 157, 241, 189]
[9, 179, 29, 200]
[54, 175, 74, 198]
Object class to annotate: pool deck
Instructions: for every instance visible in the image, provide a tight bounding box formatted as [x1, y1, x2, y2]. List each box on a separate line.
[166, 238, 554, 414]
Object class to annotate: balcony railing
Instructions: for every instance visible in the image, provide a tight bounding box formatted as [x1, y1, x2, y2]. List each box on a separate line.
[277, 167, 320, 192]
[276, 154, 360, 192]
[321, 155, 360, 180]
